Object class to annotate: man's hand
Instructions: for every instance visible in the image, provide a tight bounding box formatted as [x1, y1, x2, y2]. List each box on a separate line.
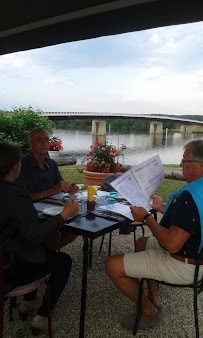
[53, 181, 73, 194]
[69, 182, 79, 193]
[60, 195, 79, 220]
[130, 206, 148, 222]
[151, 195, 166, 214]
[53, 181, 79, 194]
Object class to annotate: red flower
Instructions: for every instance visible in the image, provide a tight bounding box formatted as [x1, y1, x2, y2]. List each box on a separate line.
[84, 140, 124, 173]
[49, 141, 63, 151]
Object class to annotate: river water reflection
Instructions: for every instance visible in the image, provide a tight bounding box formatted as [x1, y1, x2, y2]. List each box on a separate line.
[53, 129, 203, 166]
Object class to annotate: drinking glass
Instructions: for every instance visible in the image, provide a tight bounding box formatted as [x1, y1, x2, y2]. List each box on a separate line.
[76, 184, 85, 196]
[76, 184, 86, 213]
[92, 185, 101, 196]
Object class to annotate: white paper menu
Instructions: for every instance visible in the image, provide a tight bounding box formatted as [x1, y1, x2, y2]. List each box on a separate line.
[111, 155, 164, 211]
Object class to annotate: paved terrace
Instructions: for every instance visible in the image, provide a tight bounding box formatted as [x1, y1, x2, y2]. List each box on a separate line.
[3, 222, 203, 338]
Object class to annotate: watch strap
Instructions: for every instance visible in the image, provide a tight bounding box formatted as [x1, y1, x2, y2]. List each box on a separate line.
[142, 213, 151, 223]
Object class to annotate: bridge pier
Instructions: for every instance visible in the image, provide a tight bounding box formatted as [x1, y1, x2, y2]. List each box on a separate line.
[92, 119, 106, 144]
[149, 121, 163, 134]
[191, 125, 203, 133]
[180, 125, 192, 133]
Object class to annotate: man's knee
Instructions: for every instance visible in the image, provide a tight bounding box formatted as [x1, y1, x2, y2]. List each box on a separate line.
[136, 236, 149, 252]
[55, 251, 72, 274]
[105, 254, 125, 280]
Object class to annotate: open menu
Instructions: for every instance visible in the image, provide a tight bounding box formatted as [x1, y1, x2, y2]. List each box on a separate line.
[110, 155, 164, 211]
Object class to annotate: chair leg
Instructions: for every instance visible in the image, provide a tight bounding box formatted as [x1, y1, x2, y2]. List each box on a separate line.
[141, 224, 145, 237]
[9, 297, 16, 321]
[133, 279, 144, 336]
[133, 230, 136, 252]
[46, 280, 52, 338]
[99, 235, 105, 254]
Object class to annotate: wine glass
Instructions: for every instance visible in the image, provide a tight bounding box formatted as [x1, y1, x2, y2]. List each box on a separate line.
[92, 185, 101, 196]
[76, 184, 85, 197]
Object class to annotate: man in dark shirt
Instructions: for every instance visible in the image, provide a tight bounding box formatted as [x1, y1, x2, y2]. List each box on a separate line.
[15, 128, 78, 201]
[105, 139, 203, 332]
[15, 127, 79, 249]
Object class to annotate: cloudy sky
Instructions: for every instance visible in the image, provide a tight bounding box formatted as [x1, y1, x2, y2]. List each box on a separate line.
[1, 21, 203, 116]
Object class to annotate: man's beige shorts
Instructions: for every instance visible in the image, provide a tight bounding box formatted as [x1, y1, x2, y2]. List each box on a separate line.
[123, 236, 203, 284]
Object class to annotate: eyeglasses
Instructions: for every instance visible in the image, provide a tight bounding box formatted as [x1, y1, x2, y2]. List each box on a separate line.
[181, 159, 200, 164]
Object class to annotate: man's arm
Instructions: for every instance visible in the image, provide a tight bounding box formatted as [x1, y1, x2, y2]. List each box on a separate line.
[130, 206, 190, 254]
[30, 180, 78, 201]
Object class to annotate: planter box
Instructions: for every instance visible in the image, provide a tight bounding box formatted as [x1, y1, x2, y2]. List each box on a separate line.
[48, 151, 77, 165]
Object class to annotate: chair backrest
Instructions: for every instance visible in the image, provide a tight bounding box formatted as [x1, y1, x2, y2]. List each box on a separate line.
[101, 174, 118, 192]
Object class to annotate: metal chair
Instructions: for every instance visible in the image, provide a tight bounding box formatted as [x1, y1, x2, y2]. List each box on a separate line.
[99, 174, 146, 256]
[0, 241, 52, 338]
[133, 249, 203, 338]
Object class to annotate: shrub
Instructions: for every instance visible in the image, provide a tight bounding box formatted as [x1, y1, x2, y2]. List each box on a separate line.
[0, 106, 53, 156]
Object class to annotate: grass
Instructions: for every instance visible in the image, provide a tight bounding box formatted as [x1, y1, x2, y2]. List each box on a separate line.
[58, 164, 186, 202]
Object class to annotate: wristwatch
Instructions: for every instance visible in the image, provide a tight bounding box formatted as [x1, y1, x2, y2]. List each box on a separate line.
[142, 213, 151, 224]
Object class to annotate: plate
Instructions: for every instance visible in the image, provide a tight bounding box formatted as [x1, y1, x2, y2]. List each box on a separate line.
[42, 206, 63, 216]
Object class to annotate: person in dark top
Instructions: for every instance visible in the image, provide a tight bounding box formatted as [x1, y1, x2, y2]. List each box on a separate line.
[15, 128, 78, 202]
[0, 142, 79, 333]
[15, 127, 79, 248]
[105, 139, 203, 333]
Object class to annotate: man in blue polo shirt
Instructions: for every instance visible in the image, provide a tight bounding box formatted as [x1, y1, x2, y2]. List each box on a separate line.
[105, 139, 203, 333]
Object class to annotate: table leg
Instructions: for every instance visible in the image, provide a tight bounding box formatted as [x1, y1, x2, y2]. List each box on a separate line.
[89, 238, 93, 269]
[108, 231, 112, 256]
[79, 236, 89, 338]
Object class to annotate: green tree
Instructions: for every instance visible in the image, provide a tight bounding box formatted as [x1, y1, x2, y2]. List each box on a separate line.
[0, 106, 53, 155]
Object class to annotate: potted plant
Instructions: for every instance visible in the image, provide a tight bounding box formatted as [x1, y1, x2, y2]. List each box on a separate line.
[83, 140, 122, 187]
[48, 136, 63, 160]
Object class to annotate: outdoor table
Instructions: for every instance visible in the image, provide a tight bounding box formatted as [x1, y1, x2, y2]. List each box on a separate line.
[36, 197, 132, 338]
[63, 210, 131, 338]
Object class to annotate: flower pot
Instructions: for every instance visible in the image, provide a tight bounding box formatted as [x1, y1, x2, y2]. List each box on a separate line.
[48, 150, 60, 160]
[83, 170, 114, 188]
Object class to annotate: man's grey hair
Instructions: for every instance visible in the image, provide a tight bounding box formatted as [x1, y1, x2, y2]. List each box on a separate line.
[184, 139, 203, 161]
[28, 128, 50, 142]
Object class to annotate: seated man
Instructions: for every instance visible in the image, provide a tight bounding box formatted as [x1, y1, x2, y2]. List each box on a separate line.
[105, 139, 203, 332]
[15, 127, 78, 201]
[0, 142, 79, 333]
[15, 127, 79, 248]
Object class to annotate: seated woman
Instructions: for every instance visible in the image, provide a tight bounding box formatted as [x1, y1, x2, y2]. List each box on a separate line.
[0, 142, 79, 333]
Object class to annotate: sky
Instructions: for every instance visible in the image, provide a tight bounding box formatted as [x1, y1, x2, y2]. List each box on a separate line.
[0, 21, 203, 116]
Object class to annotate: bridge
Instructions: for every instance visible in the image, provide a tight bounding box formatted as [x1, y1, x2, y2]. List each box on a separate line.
[40, 112, 203, 135]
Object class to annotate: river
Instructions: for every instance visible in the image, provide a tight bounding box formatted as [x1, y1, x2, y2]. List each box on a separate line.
[52, 129, 203, 166]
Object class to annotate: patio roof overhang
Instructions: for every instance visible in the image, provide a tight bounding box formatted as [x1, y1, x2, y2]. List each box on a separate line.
[1, 0, 203, 56]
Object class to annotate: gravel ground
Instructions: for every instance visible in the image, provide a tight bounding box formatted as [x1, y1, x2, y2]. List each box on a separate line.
[3, 220, 203, 338]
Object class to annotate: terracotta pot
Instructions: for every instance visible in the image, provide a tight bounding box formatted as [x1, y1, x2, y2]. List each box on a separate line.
[83, 170, 114, 188]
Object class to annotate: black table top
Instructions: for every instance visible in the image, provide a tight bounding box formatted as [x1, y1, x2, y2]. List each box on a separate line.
[63, 211, 130, 239]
